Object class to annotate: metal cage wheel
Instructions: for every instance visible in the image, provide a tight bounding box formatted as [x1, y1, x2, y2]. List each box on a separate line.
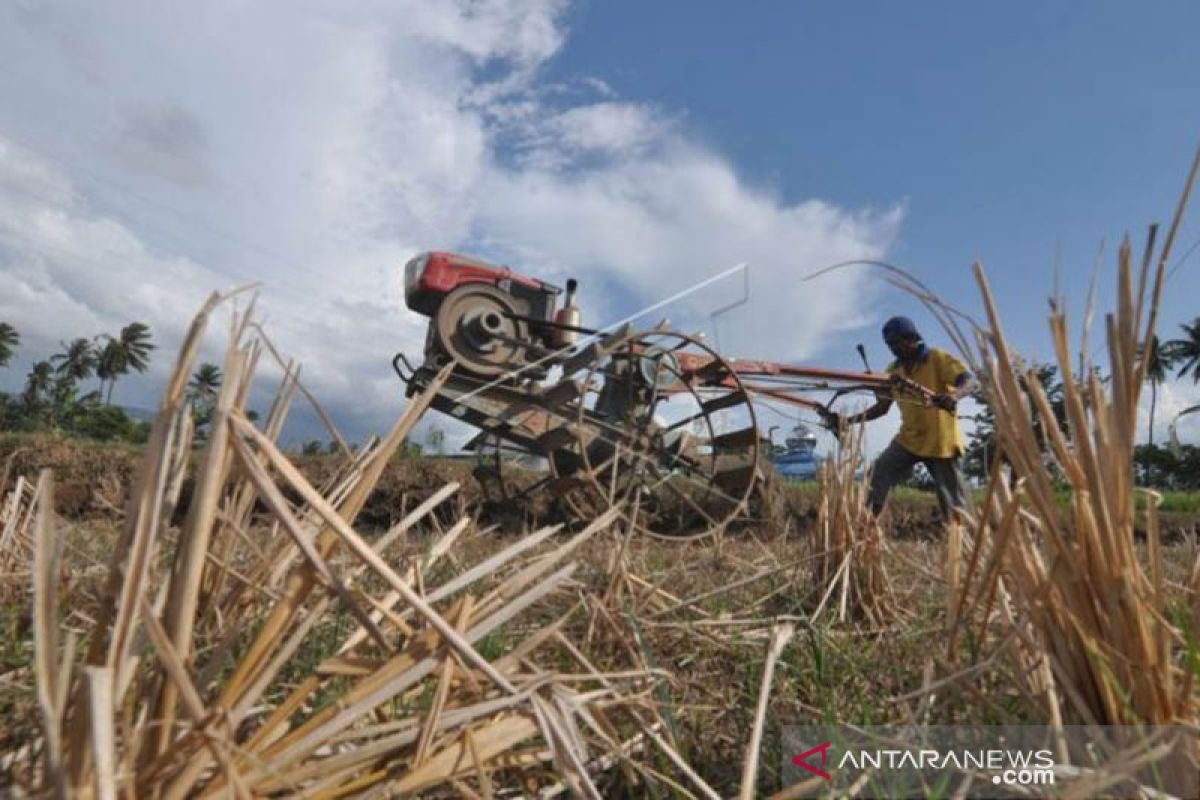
[550, 329, 762, 540]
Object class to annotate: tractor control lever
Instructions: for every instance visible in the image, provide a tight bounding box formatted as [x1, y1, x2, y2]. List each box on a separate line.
[856, 343, 872, 373]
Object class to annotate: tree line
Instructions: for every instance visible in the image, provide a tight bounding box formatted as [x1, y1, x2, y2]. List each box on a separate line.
[961, 316, 1200, 489]
[0, 321, 226, 443]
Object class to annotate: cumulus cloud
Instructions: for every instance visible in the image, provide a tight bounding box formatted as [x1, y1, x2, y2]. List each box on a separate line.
[477, 144, 900, 360]
[0, 137, 225, 352]
[0, 0, 900, 444]
[1138, 376, 1200, 446]
[504, 101, 675, 170]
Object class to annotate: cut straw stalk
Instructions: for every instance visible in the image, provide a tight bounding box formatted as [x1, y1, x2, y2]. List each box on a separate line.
[229, 431, 391, 649]
[138, 596, 253, 800]
[738, 622, 794, 800]
[945, 519, 962, 627]
[215, 362, 453, 713]
[928, 151, 1199, 790]
[412, 596, 474, 767]
[821, 149, 1200, 792]
[228, 411, 518, 694]
[69, 292, 251, 789]
[82, 288, 224, 668]
[193, 560, 580, 796]
[84, 667, 117, 800]
[32, 470, 66, 798]
[224, 568, 583, 794]
[151, 327, 249, 762]
[391, 715, 541, 795]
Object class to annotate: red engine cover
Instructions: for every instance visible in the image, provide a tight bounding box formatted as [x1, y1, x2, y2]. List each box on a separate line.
[404, 251, 552, 316]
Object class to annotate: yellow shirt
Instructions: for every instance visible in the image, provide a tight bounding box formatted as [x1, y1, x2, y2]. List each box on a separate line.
[887, 347, 968, 459]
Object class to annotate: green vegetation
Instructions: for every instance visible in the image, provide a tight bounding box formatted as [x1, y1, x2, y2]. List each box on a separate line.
[186, 361, 222, 437]
[96, 322, 155, 404]
[1164, 316, 1200, 382]
[0, 323, 19, 369]
[786, 476, 1200, 520]
[0, 321, 158, 443]
[0, 321, 243, 445]
[957, 332, 1200, 491]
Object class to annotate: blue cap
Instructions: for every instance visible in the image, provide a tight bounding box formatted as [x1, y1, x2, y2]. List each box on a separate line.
[882, 316, 920, 342]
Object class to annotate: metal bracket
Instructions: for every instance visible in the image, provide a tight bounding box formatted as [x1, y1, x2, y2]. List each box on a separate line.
[391, 352, 418, 384]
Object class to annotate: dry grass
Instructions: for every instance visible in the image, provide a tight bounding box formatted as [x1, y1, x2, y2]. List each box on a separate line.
[0, 473, 39, 589]
[0, 293, 702, 798]
[1, 469, 1196, 796]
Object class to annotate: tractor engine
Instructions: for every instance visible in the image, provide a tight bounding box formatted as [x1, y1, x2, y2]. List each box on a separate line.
[403, 251, 580, 378]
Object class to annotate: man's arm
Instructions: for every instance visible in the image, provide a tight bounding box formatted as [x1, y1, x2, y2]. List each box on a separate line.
[845, 397, 893, 424]
[821, 397, 892, 432]
[931, 371, 976, 411]
[929, 350, 975, 411]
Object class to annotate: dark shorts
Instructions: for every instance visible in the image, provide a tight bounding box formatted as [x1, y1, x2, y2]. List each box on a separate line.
[868, 439, 966, 520]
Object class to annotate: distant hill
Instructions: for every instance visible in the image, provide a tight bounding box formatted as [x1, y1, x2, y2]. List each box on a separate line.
[119, 405, 158, 423]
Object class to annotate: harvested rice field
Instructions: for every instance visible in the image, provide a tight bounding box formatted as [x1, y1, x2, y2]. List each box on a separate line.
[1, 161, 1199, 798]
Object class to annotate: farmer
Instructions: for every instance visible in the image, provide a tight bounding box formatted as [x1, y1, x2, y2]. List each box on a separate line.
[821, 316, 974, 520]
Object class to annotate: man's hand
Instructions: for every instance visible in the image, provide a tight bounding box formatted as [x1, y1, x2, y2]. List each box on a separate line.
[932, 393, 957, 413]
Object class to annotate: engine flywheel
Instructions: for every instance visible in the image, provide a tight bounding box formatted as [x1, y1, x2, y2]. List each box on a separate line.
[433, 284, 529, 377]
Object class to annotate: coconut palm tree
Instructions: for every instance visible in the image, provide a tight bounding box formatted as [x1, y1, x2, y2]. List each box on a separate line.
[188, 362, 222, 435]
[188, 363, 222, 401]
[95, 322, 156, 404]
[0, 322, 19, 368]
[1141, 335, 1172, 447]
[1164, 317, 1200, 383]
[95, 337, 124, 402]
[51, 337, 96, 384]
[117, 322, 154, 373]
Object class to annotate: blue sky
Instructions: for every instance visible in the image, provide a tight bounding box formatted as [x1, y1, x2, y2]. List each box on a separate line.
[1, 1, 1198, 449]
[545, 0, 1200, 363]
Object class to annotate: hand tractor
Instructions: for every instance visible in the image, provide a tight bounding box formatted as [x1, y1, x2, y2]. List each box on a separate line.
[394, 251, 933, 539]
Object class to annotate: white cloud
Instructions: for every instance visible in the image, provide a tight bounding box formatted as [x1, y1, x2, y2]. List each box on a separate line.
[1139, 376, 1200, 446]
[475, 143, 900, 361]
[0, 0, 900, 444]
[0, 137, 226, 353]
[507, 101, 674, 169]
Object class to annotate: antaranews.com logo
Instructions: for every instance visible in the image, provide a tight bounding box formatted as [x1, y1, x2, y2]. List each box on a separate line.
[781, 725, 1198, 799]
[790, 739, 1054, 789]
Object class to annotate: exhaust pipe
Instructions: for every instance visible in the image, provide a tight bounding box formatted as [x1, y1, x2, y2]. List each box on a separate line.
[553, 278, 581, 346]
